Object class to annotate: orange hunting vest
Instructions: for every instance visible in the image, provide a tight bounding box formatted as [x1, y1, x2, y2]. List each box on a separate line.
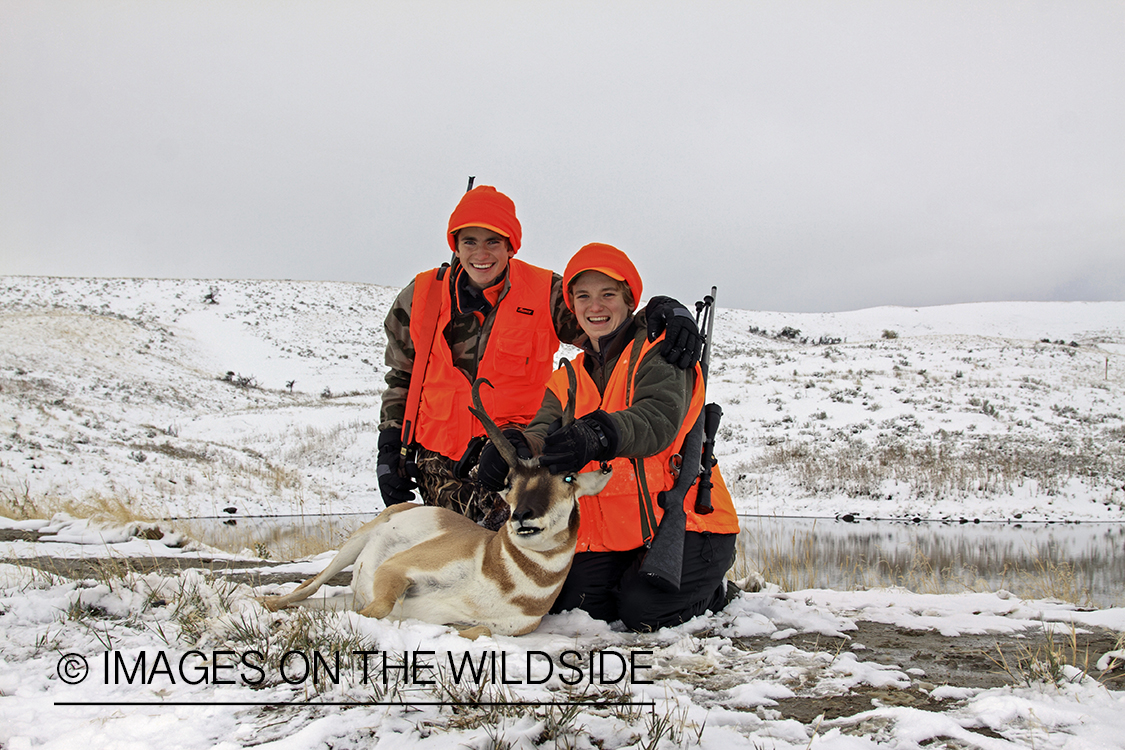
[545, 335, 740, 552]
[410, 259, 559, 460]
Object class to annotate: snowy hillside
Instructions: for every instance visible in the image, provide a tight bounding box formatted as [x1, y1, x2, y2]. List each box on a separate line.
[2, 275, 1123, 523]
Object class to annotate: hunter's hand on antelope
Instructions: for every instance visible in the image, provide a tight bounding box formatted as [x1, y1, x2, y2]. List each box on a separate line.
[476, 429, 533, 491]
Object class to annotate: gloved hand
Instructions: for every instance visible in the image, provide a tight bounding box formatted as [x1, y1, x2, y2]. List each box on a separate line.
[377, 428, 417, 505]
[453, 435, 488, 481]
[645, 295, 702, 370]
[539, 410, 618, 475]
[476, 429, 533, 491]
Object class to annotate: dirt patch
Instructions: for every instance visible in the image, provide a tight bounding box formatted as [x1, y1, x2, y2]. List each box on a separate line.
[769, 685, 956, 724]
[0, 529, 41, 543]
[724, 618, 1120, 699]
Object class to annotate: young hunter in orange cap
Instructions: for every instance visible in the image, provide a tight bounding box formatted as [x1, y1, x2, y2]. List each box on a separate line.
[480, 242, 741, 631]
[377, 187, 704, 529]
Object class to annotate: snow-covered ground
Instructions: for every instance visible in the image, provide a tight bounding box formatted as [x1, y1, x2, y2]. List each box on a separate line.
[2, 542, 1124, 750]
[2, 276, 1124, 749]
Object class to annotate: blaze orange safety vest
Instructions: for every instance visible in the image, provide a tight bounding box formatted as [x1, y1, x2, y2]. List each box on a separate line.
[410, 259, 559, 459]
[545, 335, 740, 552]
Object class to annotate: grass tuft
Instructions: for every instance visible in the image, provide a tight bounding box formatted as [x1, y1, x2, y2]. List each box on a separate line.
[986, 621, 1121, 689]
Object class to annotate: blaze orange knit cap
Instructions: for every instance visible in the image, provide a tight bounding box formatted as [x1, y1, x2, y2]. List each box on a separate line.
[447, 185, 522, 254]
[562, 243, 643, 312]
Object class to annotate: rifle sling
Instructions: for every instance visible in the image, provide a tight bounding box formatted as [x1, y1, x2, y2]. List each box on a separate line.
[634, 458, 657, 544]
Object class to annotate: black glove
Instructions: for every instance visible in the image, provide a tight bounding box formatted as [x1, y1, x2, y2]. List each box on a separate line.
[645, 295, 702, 370]
[539, 410, 618, 475]
[377, 429, 416, 505]
[476, 429, 532, 491]
[453, 435, 488, 481]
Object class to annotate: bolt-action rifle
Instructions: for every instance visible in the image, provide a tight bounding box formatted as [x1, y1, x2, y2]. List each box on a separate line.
[638, 287, 722, 593]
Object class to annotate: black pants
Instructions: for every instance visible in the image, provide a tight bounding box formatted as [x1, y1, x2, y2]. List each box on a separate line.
[549, 531, 737, 632]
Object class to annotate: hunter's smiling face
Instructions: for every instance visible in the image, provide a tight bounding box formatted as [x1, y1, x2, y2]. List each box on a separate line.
[570, 271, 632, 350]
[455, 227, 514, 289]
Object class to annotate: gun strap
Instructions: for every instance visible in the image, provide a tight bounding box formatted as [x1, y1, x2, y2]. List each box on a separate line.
[634, 458, 658, 545]
[401, 262, 450, 448]
[623, 334, 645, 407]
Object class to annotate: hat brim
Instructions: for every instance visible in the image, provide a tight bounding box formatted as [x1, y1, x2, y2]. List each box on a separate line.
[570, 266, 627, 283]
[449, 223, 511, 239]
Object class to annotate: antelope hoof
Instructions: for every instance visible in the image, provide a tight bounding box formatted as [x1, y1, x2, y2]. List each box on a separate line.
[259, 596, 284, 612]
[457, 626, 492, 640]
[358, 600, 395, 619]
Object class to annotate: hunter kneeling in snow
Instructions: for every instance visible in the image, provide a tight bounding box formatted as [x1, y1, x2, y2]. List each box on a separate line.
[474, 242, 741, 631]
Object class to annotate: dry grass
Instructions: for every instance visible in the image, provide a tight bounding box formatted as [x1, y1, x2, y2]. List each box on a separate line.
[0, 484, 163, 525]
[0, 482, 42, 520]
[59, 492, 164, 526]
[732, 519, 847, 592]
[751, 434, 1125, 500]
[988, 622, 1125, 689]
[0, 475, 349, 564]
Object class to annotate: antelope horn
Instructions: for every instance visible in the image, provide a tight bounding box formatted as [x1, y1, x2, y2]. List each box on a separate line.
[469, 377, 520, 467]
[560, 357, 578, 428]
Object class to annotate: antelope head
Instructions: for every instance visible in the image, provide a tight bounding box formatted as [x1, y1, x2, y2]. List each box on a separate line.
[470, 359, 611, 546]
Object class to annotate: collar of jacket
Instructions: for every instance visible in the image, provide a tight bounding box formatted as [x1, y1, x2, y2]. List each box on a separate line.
[578, 310, 645, 393]
[451, 260, 509, 317]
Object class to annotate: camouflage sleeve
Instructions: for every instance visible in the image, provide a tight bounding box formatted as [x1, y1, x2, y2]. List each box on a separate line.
[550, 272, 584, 345]
[379, 280, 416, 431]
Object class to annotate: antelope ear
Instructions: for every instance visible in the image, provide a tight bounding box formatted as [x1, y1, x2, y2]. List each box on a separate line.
[571, 467, 613, 498]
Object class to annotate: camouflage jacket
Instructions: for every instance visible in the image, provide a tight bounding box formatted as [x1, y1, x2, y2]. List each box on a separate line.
[380, 259, 582, 431]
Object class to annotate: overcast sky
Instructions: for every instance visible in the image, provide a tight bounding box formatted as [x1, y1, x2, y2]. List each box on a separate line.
[2, 1, 1122, 313]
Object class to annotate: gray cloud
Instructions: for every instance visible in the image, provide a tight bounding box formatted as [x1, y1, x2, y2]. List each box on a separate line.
[2, 0, 1122, 312]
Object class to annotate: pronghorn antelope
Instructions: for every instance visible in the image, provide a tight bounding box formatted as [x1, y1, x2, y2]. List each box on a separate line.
[261, 362, 610, 639]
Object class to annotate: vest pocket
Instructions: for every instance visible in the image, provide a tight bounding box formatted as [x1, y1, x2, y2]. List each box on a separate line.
[491, 333, 533, 375]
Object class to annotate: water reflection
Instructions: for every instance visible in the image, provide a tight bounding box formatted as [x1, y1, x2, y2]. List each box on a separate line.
[739, 516, 1125, 608]
[183, 513, 1125, 609]
[179, 513, 375, 562]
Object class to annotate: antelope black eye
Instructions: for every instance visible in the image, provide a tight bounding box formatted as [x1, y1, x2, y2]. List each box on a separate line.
[564, 474, 575, 484]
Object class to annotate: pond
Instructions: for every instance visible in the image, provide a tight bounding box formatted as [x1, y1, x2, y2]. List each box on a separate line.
[738, 515, 1125, 609]
[182, 513, 1125, 609]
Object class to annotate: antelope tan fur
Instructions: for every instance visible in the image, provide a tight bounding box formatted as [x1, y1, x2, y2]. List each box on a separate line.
[261, 362, 610, 639]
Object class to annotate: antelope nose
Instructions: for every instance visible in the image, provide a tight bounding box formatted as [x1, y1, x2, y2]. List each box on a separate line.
[512, 508, 535, 524]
